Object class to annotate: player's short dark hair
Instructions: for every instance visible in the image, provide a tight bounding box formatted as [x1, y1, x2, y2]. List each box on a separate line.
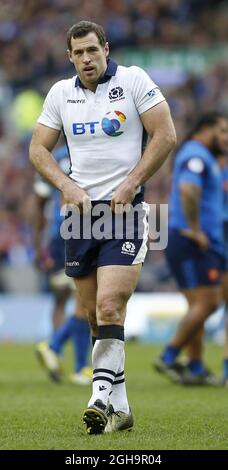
[172, 110, 228, 160]
[67, 21, 106, 51]
[190, 111, 228, 135]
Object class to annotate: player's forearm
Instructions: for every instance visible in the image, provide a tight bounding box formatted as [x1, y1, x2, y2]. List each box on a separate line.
[30, 144, 89, 207]
[126, 128, 176, 189]
[29, 144, 71, 192]
[181, 193, 200, 232]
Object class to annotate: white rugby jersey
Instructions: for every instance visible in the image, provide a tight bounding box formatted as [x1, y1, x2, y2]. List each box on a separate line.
[38, 60, 165, 200]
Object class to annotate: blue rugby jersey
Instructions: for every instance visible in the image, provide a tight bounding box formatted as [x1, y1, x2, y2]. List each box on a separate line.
[221, 164, 228, 223]
[169, 140, 223, 254]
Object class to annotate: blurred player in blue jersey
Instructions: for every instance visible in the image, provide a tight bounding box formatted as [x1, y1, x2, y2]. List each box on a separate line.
[33, 144, 92, 385]
[182, 154, 228, 385]
[171, 153, 228, 386]
[154, 111, 228, 385]
[219, 154, 228, 385]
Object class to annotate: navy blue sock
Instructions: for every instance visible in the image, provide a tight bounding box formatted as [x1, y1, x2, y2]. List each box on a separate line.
[50, 316, 76, 354]
[162, 345, 180, 365]
[223, 358, 228, 378]
[188, 359, 205, 376]
[71, 317, 90, 373]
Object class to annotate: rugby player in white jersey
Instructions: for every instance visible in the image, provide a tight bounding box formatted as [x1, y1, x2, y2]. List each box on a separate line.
[29, 20, 176, 434]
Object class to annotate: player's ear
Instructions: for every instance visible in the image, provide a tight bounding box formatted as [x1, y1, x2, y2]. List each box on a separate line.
[67, 49, 73, 63]
[104, 42, 109, 58]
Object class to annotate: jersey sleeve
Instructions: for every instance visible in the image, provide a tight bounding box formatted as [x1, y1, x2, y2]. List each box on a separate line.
[37, 81, 63, 130]
[129, 66, 166, 115]
[179, 157, 206, 188]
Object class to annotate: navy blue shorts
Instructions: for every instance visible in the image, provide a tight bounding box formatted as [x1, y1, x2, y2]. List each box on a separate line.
[64, 195, 149, 278]
[165, 229, 225, 289]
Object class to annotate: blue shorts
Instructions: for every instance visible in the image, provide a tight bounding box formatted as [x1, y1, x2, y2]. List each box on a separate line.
[48, 235, 65, 273]
[223, 222, 228, 271]
[64, 194, 149, 278]
[165, 229, 224, 289]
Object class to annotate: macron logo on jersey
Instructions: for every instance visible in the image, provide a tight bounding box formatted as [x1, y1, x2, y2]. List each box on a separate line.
[67, 99, 86, 104]
[72, 111, 127, 137]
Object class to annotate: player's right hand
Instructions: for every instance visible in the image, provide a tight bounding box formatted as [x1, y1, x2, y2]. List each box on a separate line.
[34, 248, 54, 271]
[180, 228, 210, 251]
[62, 180, 91, 213]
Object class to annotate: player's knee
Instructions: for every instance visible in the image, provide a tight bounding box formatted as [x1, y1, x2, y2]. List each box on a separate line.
[199, 296, 221, 318]
[77, 294, 96, 315]
[54, 287, 71, 304]
[207, 296, 221, 314]
[97, 296, 124, 323]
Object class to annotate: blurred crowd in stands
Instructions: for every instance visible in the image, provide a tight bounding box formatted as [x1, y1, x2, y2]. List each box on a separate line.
[0, 0, 228, 292]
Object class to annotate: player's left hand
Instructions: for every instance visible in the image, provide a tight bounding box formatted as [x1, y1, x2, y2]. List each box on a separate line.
[111, 181, 138, 213]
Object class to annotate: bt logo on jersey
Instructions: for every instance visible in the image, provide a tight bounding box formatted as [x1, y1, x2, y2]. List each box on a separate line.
[72, 121, 99, 135]
[72, 110, 126, 137]
[101, 111, 126, 137]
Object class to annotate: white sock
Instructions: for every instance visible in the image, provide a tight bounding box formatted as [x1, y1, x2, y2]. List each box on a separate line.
[88, 338, 124, 406]
[109, 350, 129, 414]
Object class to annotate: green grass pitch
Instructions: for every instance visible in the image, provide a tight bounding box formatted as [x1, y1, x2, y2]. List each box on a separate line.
[0, 342, 228, 450]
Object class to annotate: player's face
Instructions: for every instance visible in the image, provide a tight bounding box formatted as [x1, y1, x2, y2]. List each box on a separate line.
[211, 118, 228, 155]
[68, 32, 109, 91]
